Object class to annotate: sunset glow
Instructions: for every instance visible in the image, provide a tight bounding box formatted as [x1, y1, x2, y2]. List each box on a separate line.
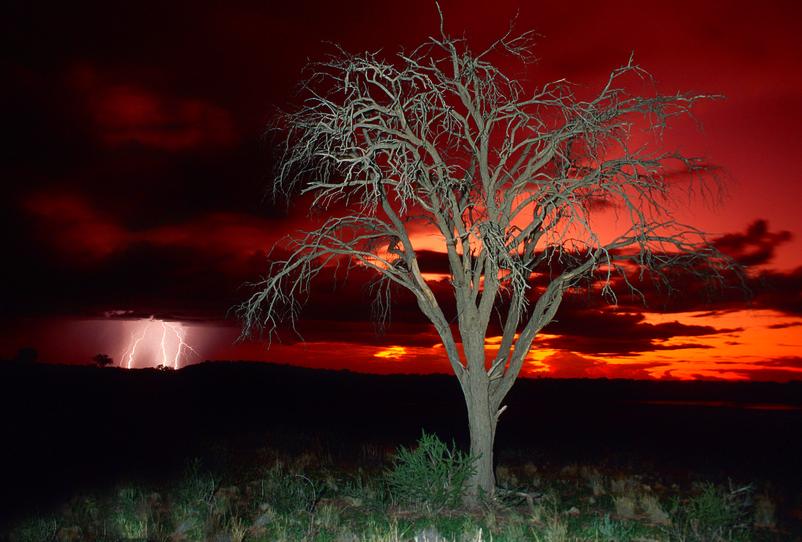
[374, 346, 408, 360]
[2, 0, 800, 383]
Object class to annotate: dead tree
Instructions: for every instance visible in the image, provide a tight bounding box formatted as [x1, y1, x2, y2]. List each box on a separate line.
[238, 19, 734, 505]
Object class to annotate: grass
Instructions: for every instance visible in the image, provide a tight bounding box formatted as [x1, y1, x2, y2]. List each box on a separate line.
[4, 434, 797, 541]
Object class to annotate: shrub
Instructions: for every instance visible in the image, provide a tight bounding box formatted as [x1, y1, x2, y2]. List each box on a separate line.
[169, 461, 217, 538]
[385, 431, 476, 512]
[170, 501, 206, 541]
[340, 474, 390, 512]
[174, 460, 217, 507]
[667, 483, 752, 542]
[254, 462, 318, 514]
[111, 487, 149, 539]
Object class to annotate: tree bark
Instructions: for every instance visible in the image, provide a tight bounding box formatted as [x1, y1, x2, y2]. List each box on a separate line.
[464, 373, 497, 507]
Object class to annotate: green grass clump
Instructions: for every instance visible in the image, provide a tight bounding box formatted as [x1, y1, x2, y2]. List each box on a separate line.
[111, 486, 150, 539]
[339, 472, 390, 512]
[252, 462, 319, 514]
[666, 482, 753, 542]
[385, 431, 476, 513]
[582, 514, 637, 541]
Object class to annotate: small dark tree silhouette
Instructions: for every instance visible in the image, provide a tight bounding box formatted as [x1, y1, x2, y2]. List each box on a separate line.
[93, 353, 113, 367]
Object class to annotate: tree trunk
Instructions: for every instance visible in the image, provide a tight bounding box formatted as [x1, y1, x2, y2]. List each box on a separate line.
[464, 376, 497, 507]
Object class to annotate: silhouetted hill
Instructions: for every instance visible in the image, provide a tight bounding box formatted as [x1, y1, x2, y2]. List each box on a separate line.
[1, 360, 800, 518]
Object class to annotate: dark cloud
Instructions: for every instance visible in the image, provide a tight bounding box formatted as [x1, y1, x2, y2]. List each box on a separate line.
[281, 320, 442, 348]
[560, 221, 802, 317]
[3, 199, 284, 320]
[415, 250, 452, 275]
[704, 358, 802, 382]
[540, 309, 740, 356]
[714, 219, 792, 266]
[766, 322, 802, 330]
[728, 368, 802, 383]
[748, 357, 802, 370]
[751, 267, 802, 315]
[2, 241, 253, 321]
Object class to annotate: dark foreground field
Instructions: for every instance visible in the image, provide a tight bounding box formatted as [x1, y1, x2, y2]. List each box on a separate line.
[1, 361, 801, 541]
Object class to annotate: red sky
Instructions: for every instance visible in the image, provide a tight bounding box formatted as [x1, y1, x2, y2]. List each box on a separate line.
[3, 0, 801, 381]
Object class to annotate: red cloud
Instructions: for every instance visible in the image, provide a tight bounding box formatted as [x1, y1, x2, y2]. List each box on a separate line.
[23, 193, 280, 270]
[95, 86, 236, 150]
[70, 65, 236, 150]
[23, 193, 127, 261]
[537, 351, 665, 379]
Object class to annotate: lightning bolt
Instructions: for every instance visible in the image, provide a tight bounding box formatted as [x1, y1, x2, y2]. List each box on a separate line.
[160, 321, 169, 367]
[161, 321, 196, 369]
[122, 317, 153, 369]
[121, 317, 196, 369]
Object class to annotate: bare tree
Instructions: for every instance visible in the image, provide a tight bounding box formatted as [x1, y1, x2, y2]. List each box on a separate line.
[238, 17, 735, 504]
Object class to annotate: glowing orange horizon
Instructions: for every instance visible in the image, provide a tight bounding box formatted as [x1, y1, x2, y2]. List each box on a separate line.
[355, 309, 802, 382]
